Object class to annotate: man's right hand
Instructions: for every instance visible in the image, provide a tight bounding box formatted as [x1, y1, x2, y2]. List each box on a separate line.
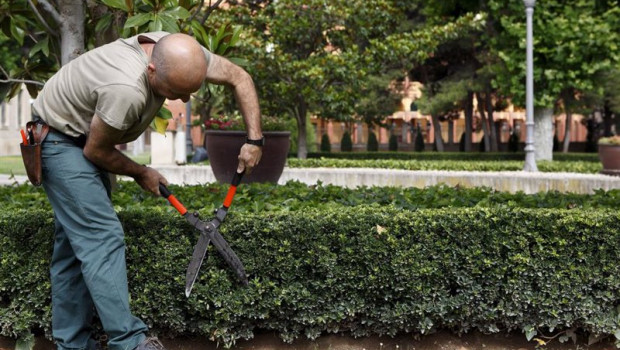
[135, 166, 169, 196]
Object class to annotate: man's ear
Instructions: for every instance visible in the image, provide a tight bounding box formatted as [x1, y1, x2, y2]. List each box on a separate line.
[147, 63, 156, 74]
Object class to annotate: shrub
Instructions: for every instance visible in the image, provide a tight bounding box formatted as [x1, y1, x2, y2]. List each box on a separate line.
[2, 182, 619, 213]
[288, 158, 603, 173]
[388, 134, 398, 152]
[320, 134, 331, 153]
[2, 207, 620, 347]
[414, 128, 425, 152]
[598, 135, 620, 146]
[341, 132, 353, 152]
[367, 132, 379, 152]
[508, 131, 520, 152]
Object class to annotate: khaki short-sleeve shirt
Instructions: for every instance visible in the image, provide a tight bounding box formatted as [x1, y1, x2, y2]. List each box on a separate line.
[32, 31, 211, 144]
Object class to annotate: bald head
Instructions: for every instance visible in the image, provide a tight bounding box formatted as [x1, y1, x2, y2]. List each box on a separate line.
[149, 33, 207, 99]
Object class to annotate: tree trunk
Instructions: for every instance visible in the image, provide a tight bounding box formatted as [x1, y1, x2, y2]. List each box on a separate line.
[485, 86, 498, 152]
[562, 110, 572, 153]
[534, 106, 554, 161]
[57, 0, 86, 65]
[86, 0, 123, 47]
[296, 97, 308, 159]
[464, 90, 474, 152]
[431, 114, 444, 152]
[603, 102, 614, 137]
[561, 91, 574, 153]
[476, 92, 491, 152]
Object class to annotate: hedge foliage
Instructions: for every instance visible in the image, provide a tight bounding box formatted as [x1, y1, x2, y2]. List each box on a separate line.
[2, 206, 620, 348]
[288, 158, 602, 173]
[2, 182, 620, 213]
[305, 152, 601, 162]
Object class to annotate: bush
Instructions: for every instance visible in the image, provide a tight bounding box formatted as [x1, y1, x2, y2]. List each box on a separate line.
[2, 182, 619, 213]
[341, 132, 353, 152]
[2, 206, 620, 347]
[388, 134, 398, 152]
[414, 128, 425, 152]
[304, 151, 600, 162]
[320, 134, 331, 153]
[508, 132, 520, 152]
[367, 132, 379, 152]
[289, 158, 603, 173]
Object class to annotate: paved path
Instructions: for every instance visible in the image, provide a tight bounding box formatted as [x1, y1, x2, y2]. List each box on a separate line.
[0, 174, 28, 185]
[152, 165, 620, 194]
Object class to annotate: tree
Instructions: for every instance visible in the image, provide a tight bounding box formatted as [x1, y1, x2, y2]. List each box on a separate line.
[490, 0, 620, 160]
[367, 131, 379, 151]
[0, 0, 231, 107]
[233, 0, 485, 158]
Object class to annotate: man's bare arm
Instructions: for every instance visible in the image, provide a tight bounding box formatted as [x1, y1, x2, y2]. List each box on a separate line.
[205, 54, 263, 173]
[84, 115, 168, 195]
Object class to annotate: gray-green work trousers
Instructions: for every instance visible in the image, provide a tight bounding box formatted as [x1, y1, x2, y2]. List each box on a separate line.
[41, 130, 147, 350]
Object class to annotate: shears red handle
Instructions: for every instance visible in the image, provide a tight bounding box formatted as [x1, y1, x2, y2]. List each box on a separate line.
[159, 170, 244, 216]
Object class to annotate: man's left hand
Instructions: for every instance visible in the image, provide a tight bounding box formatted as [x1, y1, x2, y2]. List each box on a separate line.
[237, 143, 262, 174]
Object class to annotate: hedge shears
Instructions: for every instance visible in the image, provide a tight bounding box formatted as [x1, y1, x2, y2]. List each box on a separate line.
[160, 171, 248, 297]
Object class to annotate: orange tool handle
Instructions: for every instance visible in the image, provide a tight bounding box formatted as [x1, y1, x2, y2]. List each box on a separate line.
[20, 129, 28, 145]
[223, 171, 244, 209]
[159, 184, 188, 215]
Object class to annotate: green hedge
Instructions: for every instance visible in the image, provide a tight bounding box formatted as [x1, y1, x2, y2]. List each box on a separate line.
[305, 151, 600, 162]
[2, 206, 620, 347]
[2, 182, 620, 213]
[288, 158, 603, 173]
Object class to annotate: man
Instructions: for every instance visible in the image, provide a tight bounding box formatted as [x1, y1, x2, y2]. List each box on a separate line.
[32, 32, 263, 350]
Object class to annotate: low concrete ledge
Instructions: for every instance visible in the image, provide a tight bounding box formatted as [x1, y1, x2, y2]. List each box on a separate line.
[3, 167, 618, 194]
[149, 165, 620, 194]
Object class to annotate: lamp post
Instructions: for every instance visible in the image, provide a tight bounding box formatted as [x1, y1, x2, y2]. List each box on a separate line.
[523, 0, 538, 171]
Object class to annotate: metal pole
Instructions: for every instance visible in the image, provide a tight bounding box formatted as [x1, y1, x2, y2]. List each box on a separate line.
[523, 0, 538, 172]
[185, 100, 193, 156]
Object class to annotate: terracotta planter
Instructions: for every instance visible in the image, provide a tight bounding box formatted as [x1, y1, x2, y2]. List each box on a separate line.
[598, 144, 620, 176]
[205, 130, 291, 183]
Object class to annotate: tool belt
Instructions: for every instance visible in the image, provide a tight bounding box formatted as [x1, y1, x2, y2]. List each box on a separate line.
[20, 120, 49, 186]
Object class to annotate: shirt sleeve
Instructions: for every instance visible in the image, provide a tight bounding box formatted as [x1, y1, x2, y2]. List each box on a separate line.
[93, 85, 146, 130]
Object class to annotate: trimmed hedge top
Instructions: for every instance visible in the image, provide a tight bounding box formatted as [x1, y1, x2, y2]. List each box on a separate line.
[2, 181, 619, 213]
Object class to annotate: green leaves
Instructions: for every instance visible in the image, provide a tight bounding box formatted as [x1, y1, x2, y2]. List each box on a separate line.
[490, 0, 620, 108]
[2, 205, 620, 346]
[123, 5, 190, 33]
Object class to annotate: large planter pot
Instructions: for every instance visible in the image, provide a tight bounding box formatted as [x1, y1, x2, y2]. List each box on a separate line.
[205, 130, 291, 183]
[598, 144, 620, 176]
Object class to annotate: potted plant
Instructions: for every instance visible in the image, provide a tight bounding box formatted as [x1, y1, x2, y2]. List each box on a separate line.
[598, 135, 620, 176]
[204, 113, 291, 183]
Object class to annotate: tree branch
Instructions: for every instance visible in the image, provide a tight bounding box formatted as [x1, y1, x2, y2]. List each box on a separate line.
[27, 0, 59, 37]
[186, 0, 205, 26]
[200, 0, 226, 26]
[37, 0, 63, 27]
[0, 78, 45, 86]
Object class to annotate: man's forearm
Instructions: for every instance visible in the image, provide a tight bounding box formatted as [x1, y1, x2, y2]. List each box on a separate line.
[234, 73, 262, 139]
[83, 146, 146, 179]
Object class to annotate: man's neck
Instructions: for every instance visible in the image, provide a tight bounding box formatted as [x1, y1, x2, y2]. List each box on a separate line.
[140, 42, 155, 58]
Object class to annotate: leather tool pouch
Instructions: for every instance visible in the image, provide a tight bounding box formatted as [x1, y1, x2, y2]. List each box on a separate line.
[20, 121, 49, 186]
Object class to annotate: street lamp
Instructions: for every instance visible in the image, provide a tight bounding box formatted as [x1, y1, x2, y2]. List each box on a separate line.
[523, 0, 538, 171]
